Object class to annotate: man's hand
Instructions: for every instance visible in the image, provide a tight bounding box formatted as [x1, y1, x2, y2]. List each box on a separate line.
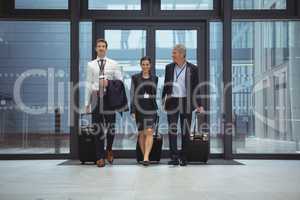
[85, 105, 91, 113]
[99, 79, 108, 87]
[131, 113, 136, 120]
[161, 95, 168, 112]
[196, 106, 204, 113]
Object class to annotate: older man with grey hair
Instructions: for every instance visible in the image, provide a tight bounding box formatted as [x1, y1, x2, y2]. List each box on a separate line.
[162, 44, 204, 166]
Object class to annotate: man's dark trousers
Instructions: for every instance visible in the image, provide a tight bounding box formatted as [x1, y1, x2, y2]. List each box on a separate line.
[166, 97, 192, 161]
[92, 95, 115, 160]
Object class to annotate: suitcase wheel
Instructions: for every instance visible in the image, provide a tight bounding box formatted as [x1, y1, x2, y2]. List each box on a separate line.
[81, 161, 85, 165]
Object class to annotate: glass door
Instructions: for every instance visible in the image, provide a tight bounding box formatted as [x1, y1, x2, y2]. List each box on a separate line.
[154, 26, 205, 150]
[96, 25, 147, 149]
[94, 22, 212, 153]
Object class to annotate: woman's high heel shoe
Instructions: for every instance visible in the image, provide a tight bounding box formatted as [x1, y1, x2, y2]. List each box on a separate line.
[142, 160, 150, 166]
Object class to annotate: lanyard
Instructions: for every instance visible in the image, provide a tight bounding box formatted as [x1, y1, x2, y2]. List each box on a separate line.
[175, 63, 186, 81]
[97, 59, 106, 76]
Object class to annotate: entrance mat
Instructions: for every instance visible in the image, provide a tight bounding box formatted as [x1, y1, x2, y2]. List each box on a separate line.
[58, 159, 244, 166]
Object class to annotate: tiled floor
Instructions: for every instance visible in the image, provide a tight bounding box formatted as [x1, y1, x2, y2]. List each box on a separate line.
[0, 159, 299, 200]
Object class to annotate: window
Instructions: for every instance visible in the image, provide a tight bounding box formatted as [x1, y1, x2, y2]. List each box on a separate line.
[79, 22, 93, 112]
[209, 22, 223, 153]
[234, 0, 286, 10]
[89, 0, 141, 10]
[15, 0, 68, 9]
[161, 0, 213, 10]
[232, 21, 300, 154]
[105, 29, 146, 149]
[155, 30, 197, 149]
[0, 21, 70, 154]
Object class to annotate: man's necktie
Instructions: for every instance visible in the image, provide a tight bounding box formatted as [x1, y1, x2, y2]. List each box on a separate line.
[98, 59, 106, 97]
[99, 59, 105, 75]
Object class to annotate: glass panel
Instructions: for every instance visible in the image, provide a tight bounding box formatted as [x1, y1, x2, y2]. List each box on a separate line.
[0, 21, 70, 154]
[105, 30, 146, 149]
[161, 0, 213, 10]
[155, 30, 197, 149]
[210, 22, 224, 153]
[79, 22, 92, 112]
[15, 0, 68, 9]
[234, 0, 286, 10]
[232, 21, 300, 154]
[89, 0, 141, 10]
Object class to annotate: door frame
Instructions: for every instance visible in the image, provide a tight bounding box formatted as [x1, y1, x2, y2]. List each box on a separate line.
[91, 20, 220, 158]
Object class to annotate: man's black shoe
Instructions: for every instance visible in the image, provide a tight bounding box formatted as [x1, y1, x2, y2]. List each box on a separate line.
[168, 159, 179, 166]
[179, 159, 188, 166]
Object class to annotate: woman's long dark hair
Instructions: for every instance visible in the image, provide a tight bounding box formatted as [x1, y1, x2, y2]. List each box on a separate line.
[140, 56, 152, 65]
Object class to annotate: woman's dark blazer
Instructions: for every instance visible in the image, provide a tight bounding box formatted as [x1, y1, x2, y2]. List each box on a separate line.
[130, 73, 158, 114]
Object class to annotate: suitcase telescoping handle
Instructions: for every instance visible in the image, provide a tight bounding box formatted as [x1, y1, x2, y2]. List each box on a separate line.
[80, 112, 93, 127]
[80, 112, 92, 116]
[154, 115, 160, 137]
[192, 112, 209, 138]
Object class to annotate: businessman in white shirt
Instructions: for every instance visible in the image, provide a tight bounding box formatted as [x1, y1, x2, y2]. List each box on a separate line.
[84, 38, 122, 167]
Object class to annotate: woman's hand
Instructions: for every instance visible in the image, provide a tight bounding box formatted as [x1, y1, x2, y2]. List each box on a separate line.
[196, 106, 204, 113]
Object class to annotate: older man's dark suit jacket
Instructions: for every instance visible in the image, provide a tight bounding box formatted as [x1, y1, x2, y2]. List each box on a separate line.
[162, 62, 202, 112]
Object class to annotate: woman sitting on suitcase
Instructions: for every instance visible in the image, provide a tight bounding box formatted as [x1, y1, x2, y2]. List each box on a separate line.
[130, 56, 158, 166]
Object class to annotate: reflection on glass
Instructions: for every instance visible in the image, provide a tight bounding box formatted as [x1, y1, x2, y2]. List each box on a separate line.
[156, 30, 197, 149]
[161, 0, 213, 10]
[105, 30, 146, 149]
[15, 0, 68, 9]
[210, 22, 223, 153]
[234, 0, 286, 9]
[89, 0, 141, 10]
[0, 21, 70, 154]
[232, 21, 300, 154]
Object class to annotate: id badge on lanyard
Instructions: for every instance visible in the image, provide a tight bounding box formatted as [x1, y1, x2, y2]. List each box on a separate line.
[143, 92, 150, 99]
[175, 63, 186, 81]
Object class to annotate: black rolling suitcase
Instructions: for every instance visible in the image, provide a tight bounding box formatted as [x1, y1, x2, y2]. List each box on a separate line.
[187, 112, 210, 163]
[78, 113, 97, 164]
[136, 116, 163, 163]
